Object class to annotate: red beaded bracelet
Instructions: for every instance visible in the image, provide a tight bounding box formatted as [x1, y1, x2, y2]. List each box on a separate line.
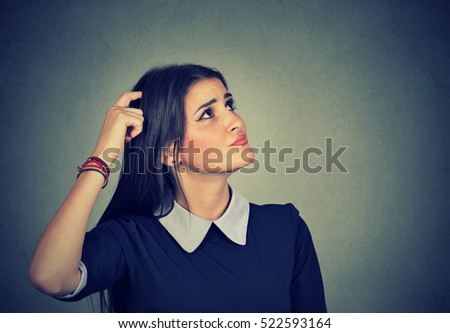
[76, 156, 110, 189]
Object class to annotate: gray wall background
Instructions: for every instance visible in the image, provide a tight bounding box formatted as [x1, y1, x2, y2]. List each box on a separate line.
[0, 0, 448, 312]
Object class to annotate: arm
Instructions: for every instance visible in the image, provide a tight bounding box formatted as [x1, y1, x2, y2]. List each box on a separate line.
[288, 204, 327, 313]
[29, 91, 144, 297]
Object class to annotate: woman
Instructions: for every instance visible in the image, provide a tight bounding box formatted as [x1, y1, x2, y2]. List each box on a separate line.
[29, 64, 327, 312]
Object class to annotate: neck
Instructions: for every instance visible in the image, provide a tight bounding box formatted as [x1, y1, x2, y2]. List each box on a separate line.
[174, 172, 231, 221]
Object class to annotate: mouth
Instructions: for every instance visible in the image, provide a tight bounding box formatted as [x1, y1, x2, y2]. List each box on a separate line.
[231, 134, 248, 146]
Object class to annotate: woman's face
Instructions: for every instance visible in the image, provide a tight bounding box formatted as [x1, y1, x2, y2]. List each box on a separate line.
[179, 78, 255, 174]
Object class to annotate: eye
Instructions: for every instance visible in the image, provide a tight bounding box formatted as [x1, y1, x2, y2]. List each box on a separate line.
[199, 107, 214, 121]
[226, 98, 237, 111]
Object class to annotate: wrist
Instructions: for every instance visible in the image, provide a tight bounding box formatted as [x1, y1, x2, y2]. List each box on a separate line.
[77, 156, 111, 189]
[91, 148, 119, 168]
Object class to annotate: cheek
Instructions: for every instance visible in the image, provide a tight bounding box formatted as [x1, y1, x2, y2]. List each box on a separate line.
[180, 127, 228, 170]
[182, 127, 224, 151]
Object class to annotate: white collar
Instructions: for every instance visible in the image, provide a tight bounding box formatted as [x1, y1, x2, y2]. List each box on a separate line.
[158, 186, 250, 253]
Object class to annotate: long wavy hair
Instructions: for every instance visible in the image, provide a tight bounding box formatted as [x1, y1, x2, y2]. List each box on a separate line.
[96, 63, 228, 312]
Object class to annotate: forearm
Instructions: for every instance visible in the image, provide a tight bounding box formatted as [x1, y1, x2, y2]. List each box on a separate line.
[29, 171, 104, 296]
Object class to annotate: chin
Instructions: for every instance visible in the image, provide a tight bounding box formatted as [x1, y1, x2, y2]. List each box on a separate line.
[192, 158, 253, 174]
[225, 154, 256, 174]
[183, 148, 256, 174]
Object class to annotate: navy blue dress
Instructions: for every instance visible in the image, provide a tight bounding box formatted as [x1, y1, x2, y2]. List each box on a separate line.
[58, 202, 327, 313]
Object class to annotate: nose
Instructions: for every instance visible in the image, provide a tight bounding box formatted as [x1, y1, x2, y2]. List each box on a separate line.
[226, 112, 244, 133]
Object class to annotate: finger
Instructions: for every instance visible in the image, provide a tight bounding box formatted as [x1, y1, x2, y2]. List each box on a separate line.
[129, 125, 143, 140]
[114, 91, 142, 107]
[121, 111, 144, 123]
[122, 112, 144, 142]
[123, 113, 144, 128]
[121, 107, 144, 116]
[125, 122, 143, 141]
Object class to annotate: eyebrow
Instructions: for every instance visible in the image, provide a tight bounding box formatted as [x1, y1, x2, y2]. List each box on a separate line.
[193, 92, 233, 116]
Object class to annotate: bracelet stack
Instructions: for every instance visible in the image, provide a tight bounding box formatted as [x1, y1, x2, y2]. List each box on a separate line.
[76, 156, 110, 189]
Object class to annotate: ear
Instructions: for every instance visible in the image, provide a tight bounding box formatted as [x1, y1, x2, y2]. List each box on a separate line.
[161, 142, 175, 167]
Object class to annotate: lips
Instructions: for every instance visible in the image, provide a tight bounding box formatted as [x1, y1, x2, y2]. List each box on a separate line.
[231, 134, 248, 146]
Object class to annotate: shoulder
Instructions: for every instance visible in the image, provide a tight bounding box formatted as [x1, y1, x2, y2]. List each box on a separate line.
[248, 201, 307, 234]
[87, 212, 160, 243]
[249, 201, 301, 221]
